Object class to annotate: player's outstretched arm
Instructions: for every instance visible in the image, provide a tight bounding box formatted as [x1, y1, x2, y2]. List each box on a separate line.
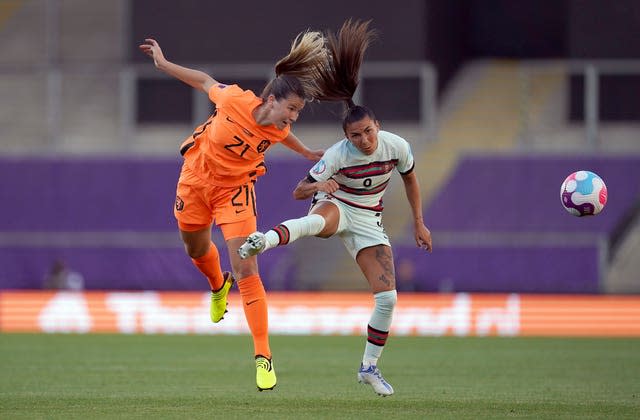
[401, 171, 432, 252]
[281, 133, 324, 161]
[139, 38, 217, 93]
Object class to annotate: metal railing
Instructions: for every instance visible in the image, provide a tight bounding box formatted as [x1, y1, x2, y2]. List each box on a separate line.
[121, 60, 438, 145]
[0, 61, 437, 154]
[518, 59, 640, 149]
[5, 59, 640, 154]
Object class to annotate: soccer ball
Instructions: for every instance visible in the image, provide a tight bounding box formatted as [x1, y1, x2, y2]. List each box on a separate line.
[560, 170, 608, 216]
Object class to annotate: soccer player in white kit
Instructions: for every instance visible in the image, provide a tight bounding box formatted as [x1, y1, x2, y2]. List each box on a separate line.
[238, 20, 433, 397]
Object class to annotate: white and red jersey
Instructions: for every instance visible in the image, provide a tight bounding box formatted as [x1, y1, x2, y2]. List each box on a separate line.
[308, 130, 415, 212]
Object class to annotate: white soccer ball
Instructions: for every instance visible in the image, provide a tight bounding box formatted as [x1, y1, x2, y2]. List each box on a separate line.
[560, 170, 608, 217]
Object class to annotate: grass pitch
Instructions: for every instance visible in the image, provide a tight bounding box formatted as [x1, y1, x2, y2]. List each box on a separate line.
[1, 334, 638, 419]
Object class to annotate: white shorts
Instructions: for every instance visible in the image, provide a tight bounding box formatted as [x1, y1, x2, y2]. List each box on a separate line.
[311, 193, 391, 260]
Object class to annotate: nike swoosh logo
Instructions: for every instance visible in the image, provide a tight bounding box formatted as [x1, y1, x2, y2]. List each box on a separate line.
[246, 299, 259, 306]
[235, 209, 246, 214]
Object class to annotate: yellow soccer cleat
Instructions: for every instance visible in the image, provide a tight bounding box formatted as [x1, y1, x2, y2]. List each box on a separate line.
[255, 356, 277, 391]
[210, 271, 234, 323]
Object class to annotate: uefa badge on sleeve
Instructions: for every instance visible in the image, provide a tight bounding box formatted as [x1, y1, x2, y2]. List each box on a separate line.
[312, 160, 326, 175]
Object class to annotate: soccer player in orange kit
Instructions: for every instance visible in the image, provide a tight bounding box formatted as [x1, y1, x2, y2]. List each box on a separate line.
[139, 31, 327, 391]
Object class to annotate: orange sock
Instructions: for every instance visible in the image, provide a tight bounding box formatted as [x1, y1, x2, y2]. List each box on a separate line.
[237, 274, 271, 358]
[191, 243, 224, 291]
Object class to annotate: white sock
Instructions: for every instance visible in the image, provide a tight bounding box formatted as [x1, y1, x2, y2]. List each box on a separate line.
[263, 214, 326, 251]
[362, 290, 397, 367]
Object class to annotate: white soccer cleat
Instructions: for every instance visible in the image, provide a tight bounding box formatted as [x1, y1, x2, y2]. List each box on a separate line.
[357, 363, 394, 396]
[238, 231, 267, 259]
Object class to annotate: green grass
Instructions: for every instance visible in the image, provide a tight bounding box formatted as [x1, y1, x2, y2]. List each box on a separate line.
[1, 334, 639, 419]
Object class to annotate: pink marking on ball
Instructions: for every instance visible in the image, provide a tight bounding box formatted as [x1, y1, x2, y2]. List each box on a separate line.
[599, 185, 608, 205]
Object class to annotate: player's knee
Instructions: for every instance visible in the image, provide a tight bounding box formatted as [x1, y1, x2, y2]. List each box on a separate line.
[232, 259, 258, 279]
[184, 242, 208, 259]
[374, 290, 397, 315]
[316, 230, 333, 238]
[317, 218, 338, 238]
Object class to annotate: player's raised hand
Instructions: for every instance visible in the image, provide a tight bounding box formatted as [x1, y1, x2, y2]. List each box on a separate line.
[307, 149, 325, 162]
[139, 38, 166, 68]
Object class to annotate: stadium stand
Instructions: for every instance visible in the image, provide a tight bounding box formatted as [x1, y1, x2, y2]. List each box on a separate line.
[0, 157, 311, 290]
[0, 0, 124, 155]
[393, 155, 640, 293]
[0, 1, 21, 33]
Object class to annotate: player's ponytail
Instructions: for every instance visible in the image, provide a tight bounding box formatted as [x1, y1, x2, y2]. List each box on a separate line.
[313, 19, 378, 131]
[259, 19, 378, 130]
[260, 30, 328, 101]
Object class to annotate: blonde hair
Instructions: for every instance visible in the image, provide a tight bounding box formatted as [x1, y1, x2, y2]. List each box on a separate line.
[259, 20, 376, 113]
[260, 30, 328, 101]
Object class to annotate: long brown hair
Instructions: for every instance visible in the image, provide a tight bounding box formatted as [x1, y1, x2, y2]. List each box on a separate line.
[315, 19, 378, 130]
[260, 30, 328, 101]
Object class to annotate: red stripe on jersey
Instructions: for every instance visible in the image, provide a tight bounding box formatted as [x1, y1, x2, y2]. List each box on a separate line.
[338, 179, 389, 195]
[339, 160, 398, 178]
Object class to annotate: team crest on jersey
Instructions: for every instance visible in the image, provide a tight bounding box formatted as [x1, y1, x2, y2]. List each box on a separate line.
[311, 159, 326, 175]
[257, 140, 271, 153]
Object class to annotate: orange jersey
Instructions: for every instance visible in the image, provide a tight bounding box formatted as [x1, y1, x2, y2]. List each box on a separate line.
[179, 84, 290, 187]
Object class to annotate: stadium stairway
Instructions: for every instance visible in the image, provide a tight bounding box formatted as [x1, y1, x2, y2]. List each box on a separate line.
[0, 0, 124, 155]
[322, 60, 565, 290]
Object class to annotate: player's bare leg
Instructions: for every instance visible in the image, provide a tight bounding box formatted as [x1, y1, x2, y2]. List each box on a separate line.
[180, 227, 231, 322]
[355, 245, 397, 396]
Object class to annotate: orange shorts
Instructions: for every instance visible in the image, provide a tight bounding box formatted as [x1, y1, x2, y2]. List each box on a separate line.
[174, 163, 257, 240]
